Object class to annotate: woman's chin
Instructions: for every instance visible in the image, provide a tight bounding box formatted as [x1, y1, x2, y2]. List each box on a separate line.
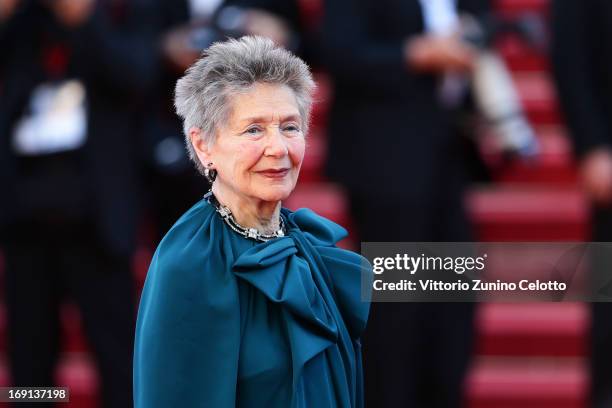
[253, 185, 295, 203]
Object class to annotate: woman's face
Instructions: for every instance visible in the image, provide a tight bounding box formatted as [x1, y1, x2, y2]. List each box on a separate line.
[198, 82, 306, 203]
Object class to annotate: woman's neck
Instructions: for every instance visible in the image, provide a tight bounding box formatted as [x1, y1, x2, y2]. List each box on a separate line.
[212, 184, 281, 235]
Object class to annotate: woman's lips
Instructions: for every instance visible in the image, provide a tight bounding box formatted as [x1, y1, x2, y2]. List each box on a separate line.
[257, 168, 290, 178]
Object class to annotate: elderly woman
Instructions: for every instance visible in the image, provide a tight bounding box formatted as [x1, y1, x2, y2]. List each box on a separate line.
[133, 36, 372, 407]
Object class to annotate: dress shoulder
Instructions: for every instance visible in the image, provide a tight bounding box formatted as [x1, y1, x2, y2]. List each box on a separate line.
[134, 198, 242, 407]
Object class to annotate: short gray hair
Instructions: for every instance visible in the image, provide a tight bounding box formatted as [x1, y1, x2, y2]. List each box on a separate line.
[174, 36, 316, 175]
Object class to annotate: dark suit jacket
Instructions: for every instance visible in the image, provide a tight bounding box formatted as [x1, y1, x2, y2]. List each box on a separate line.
[321, 0, 488, 199]
[0, 0, 162, 255]
[551, 0, 612, 158]
[218, 0, 319, 64]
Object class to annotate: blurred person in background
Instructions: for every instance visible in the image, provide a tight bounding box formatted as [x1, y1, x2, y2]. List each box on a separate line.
[158, 0, 310, 81]
[0, 0, 160, 406]
[138, 0, 205, 243]
[551, 1, 612, 407]
[321, 0, 489, 407]
[213, 0, 314, 58]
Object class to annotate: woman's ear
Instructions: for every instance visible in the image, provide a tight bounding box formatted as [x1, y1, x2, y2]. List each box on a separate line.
[189, 127, 212, 166]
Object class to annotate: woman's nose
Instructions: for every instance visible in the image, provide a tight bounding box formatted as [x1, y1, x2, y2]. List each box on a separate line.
[263, 128, 289, 157]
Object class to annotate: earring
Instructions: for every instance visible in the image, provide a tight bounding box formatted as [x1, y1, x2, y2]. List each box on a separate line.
[204, 162, 217, 183]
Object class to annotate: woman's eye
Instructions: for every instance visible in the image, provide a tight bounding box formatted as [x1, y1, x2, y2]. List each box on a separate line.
[283, 124, 301, 133]
[244, 127, 262, 135]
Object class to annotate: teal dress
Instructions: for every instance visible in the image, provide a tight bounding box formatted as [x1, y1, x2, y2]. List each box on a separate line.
[133, 198, 372, 407]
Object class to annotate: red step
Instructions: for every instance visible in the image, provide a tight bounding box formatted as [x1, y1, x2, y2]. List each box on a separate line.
[495, 0, 549, 16]
[488, 126, 578, 185]
[56, 354, 99, 408]
[299, 128, 327, 183]
[497, 35, 549, 72]
[0, 303, 89, 354]
[515, 72, 561, 126]
[285, 183, 356, 249]
[286, 183, 349, 225]
[466, 186, 589, 241]
[466, 356, 587, 408]
[0, 353, 99, 408]
[476, 303, 588, 357]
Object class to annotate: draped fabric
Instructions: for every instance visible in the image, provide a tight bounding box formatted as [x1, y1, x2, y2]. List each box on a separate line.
[134, 198, 372, 407]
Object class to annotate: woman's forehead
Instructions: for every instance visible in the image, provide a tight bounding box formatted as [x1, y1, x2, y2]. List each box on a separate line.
[227, 83, 301, 124]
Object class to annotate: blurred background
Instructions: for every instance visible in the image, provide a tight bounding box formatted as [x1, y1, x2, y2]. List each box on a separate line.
[0, 0, 607, 407]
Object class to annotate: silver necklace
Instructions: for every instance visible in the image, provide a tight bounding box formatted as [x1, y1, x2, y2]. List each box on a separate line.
[205, 192, 286, 242]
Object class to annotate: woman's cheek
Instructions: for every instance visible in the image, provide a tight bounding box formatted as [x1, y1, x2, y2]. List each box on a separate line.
[289, 138, 306, 167]
[239, 142, 264, 171]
